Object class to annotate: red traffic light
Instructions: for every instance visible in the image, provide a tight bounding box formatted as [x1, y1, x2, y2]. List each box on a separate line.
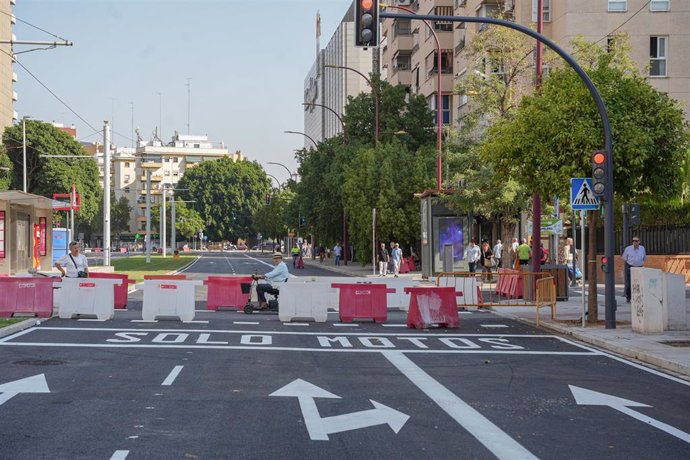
[360, 0, 374, 10]
[601, 256, 608, 264]
[592, 151, 606, 165]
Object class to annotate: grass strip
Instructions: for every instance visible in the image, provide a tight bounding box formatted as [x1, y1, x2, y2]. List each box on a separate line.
[112, 255, 197, 282]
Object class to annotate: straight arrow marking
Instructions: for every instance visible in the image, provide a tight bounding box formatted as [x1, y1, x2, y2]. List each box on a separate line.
[270, 378, 409, 441]
[382, 351, 537, 460]
[569, 385, 690, 444]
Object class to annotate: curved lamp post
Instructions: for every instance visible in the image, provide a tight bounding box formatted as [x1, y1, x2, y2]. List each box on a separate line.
[284, 130, 318, 149]
[383, 3, 443, 192]
[302, 102, 349, 144]
[267, 161, 295, 183]
[324, 64, 379, 142]
[266, 173, 283, 189]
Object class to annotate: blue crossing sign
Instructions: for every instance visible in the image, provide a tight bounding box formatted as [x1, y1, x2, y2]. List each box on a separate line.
[571, 178, 599, 210]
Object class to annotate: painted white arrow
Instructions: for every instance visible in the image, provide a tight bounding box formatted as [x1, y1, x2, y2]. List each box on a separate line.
[0, 374, 51, 407]
[270, 378, 409, 441]
[569, 385, 690, 444]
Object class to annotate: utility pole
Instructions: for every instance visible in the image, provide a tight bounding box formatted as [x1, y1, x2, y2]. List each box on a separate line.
[22, 116, 29, 192]
[170, 197, 176, 251]
[161, 185, 167, 258]
[145, 169, 152, 263]
[103, 121, 111, 266]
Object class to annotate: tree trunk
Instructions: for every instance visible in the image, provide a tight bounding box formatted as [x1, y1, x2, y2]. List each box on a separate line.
[587, 210, 599, 324]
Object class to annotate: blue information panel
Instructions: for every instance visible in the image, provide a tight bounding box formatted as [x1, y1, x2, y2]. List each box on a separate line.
[571, 178, 599, 210]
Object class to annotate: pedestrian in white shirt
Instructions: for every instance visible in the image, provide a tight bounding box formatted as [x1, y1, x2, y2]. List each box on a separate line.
[55, 241, 89, 278]
[622, 236, 646, 303]
[493, 240, 503, 268]
[464, 240, 480, 273]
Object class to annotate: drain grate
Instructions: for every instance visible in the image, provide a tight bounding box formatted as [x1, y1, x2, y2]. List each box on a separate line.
[13, 359, 66, 366]
[660, 341, 690, 348]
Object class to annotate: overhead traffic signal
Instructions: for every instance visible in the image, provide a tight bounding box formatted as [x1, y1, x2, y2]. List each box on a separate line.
[629, 203, 640, 226]
[355, 0, 379, 48]
[591, 150, 607, 198]
[265, 194, 271, 205]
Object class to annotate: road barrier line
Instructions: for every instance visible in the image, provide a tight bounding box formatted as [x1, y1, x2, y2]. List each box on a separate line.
[382, 351, 538, 460]
[161, 365, 184, 386]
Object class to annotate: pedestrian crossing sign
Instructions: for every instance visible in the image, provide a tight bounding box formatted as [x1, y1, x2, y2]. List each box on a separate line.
[571, 178, 600, 210]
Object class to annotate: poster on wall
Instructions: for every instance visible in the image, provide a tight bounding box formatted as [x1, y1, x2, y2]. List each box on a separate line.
[438, 217, 465, 261]
[39, 217, 47, 256]
[0, 211, 5, 258]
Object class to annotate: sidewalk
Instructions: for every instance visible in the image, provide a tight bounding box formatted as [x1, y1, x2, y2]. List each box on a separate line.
[303, 256, 690, 380]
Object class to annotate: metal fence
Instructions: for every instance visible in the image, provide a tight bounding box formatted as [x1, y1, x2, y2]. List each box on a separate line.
[588, 225, 690, 255]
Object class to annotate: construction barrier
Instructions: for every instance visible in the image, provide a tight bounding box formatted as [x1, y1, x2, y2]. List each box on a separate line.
[0, 276, 56, 318]
[278, 281, 334, 323]
[535, 276, 557, 327]
[142, 278, 203, 322]
[88, 272, 135, 309]
[404, 286, 460, 329]
[203, 275, 254, 311]
[331, 282, 394, 323]
[437, 274, 482, 306]
[56, 277, 123, 320]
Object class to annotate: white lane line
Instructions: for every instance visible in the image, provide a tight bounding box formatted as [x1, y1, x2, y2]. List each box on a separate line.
[382, 351, 538, 460]
[458, 311, 473, 315]
[234, 321, 259, 325]
[110, 450, 129, 460]
[480, 324, 509, 328]
[114, 309, 129, 312]
[182, 320, 209, 324]
[284, 323, 310, 326]
[382, 324, 408, 327]
[161, 365, 184, 386]
[333, 323, 359, 327]
[131, 320, 158, 323]
[77, 319, 108, 322]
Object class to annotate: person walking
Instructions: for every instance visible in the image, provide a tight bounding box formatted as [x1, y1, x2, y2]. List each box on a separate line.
[464, 239, 480, 273]
[391, 242, 403, 277]
[509, 237, 519, 268]
[291, 244, 300, 269]
[517, 238, 531, 266]
[333, 243, 342, 266]
[492, 239, 503, 269]
[377, 242, 390, 276]
[622, 236, 646, 303]
[480, 241, 494, 280]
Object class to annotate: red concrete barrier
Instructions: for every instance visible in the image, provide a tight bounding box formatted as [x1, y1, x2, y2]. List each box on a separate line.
[203, 276, 253, 311]
[331, 282, 394, 323]
[0, 277, 57, 318]
[88, 272, 136, 309]
[144, 274, 187, 280]
[404, 286, 460, 329]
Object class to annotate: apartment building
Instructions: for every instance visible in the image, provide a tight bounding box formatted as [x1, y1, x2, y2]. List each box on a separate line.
[0, 0, 17, 130]
[381, 0, 689, 129]
[304, 3, 373, 144]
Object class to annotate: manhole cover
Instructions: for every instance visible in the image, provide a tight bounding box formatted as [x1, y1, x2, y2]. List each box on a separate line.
[661, 341, 690, 348]
[13, 359, 66, 366]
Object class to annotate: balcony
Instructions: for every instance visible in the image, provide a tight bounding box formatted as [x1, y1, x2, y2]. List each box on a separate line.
[140, 174, 163, 182]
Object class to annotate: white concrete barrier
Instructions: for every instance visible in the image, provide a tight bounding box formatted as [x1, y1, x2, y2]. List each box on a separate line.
[437, 275, 482, 306]
[662, 272, 687, 331]
[142, 279, 203, 322]
[56, 277, 122, 320]
[631, 267, 664, 334]
[278, 282, 336, 322]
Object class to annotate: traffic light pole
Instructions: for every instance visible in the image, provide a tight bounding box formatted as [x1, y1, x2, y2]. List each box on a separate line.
[380, 12, 617, 328]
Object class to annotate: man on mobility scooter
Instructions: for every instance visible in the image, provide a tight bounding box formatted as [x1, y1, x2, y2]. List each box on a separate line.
[251, 252, 289, 311]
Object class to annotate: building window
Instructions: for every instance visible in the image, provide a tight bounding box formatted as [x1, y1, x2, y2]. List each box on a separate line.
[125, 162, 130, 168]
[650, 0, 670, 11]
[124, 174, 131, 182]
[455, 0, 467, 7]
[394, 53, 411, 72]
[430, 94, 451, 125]
[173, 157, 179, 163]
[394, 19, 412, 37]
[650, 36, 667, 77]
[608, 0, 627, 12]
[434, 6, 453, 32]
[124, 187, 130, 193]
[164, 170, 171, 176]
[531, 0, 551, 21]
[173, 171, 179, 177]
[426, 50, 453, 77]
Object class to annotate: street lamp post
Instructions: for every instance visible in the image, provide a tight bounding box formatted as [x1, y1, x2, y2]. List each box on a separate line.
[302, 102, 349, 144]
[266, 173, 283, 189]
[284, 130, 318, 149]
[267, 162, 294, 184]
[383, 4, 443, 192]
[324, 64, 379, 142]
[22, 116, 30, 193]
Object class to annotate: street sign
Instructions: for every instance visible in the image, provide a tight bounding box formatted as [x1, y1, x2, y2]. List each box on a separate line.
[571, 178, 599, 210]
[527, 218, 563, 236]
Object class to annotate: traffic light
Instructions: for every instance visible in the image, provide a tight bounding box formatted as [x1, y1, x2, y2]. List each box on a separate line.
[265, 194, 271, 205]
[355, 0, 379, 48]
[601, 256, 609, 273]
[591, 150, 607, 198]
[299, 216, 306, 227]
[629, 203, 640, 226]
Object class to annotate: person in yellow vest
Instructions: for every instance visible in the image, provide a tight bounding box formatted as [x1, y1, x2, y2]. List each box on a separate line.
[291, 244, 300, 269]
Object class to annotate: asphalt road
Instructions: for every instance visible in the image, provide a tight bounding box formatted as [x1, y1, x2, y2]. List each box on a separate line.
[1, 252, 689, 459]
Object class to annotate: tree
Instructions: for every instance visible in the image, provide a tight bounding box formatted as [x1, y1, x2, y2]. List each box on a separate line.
[2, 120, 102, 222]
[89, 193, 132, 236]
[0, 145, 11, 191]
[177, 157, 270, 241]
[252, 188, 293, 243]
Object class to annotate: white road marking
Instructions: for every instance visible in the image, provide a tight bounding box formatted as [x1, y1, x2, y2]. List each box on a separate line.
[284, 323, 310, 326]
[0, 374, 50, 407]
[382, 351, 538, 460]
[77, 319, 108, 322]
[234, 321, 259, 325]
[182, 320, 209, 324]
[334, 323, 359, 327]
[480, 324, 509, 328]
[161, 365, 184, 386]
[382, 324, 407, 327]
[110, 451, 129, 460]
[131, 320, 158, 323]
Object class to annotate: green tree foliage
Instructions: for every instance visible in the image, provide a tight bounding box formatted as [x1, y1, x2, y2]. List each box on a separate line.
[150, 198, 206, 241]
[480, 42, 689, 202]
[0, 145, 11, 191]
[177, 157, 270, 241]
[2, 120, 102, 222]
[343, 141, 436, 264]
[342, 78, 435, 149]
[252, 188, 294, 242]
[90, 193, 132, 236]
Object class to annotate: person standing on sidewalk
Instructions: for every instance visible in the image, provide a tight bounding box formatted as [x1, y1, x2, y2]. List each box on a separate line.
[464, 239, 480, 273]
[333, 243, 342, 266]
[517, 238, 531, 266]
[492, 239, 503, 269]
[622, 236, 646, 303]
[377, 242, 390, 276]
[391, 242, 403, 277]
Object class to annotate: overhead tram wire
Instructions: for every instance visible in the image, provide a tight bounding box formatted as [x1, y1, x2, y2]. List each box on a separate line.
[0, 9, 69, 42]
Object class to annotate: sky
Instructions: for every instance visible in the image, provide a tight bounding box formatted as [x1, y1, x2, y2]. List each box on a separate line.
[12, 0, 352, 185]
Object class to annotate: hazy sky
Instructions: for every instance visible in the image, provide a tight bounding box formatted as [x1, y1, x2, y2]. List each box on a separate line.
[12, 0, 351, 184]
